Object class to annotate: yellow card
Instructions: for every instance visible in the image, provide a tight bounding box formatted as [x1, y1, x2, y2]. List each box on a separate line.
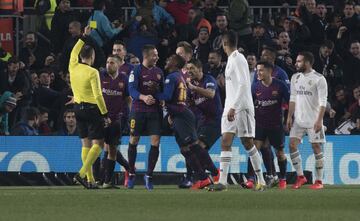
[89, 21, 97, 29]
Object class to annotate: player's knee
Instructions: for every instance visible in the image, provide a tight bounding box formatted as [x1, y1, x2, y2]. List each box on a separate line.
[289, 139, 298, 152]
[241, 138, 254, 150]
[150, 136, 160, 146]
[311, 143, 322, 154]
[130, 136, 140, 145]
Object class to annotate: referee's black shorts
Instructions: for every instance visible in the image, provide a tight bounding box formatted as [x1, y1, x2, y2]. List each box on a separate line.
[74, 102, 105, 140]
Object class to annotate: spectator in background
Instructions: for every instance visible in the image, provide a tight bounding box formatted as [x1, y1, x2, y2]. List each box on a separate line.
[38, 106, 52, 135]
[349, 85, 360, 119]
[19, 32, 49, 71]
[33, 69, 61, 126]
[247, 21, 275, 58]
[131, 0, 175, 26]
[187, 7, 212, 41]
[276, 31, 297, 75]
[313, 40, 343, 92]
[286, 16, 311, 50]
[227, 0, 253, 47]
[341, 40, 360, 88]
[193, 27, 212, 65]
[332, 85, 352, 126]
[128, 54, 141, 66]
[209, 13, 228, 53]
[165, 0, 193, 25]
[60, 21, 82, 72]
[56, 109, 78, 135]
[246, 53, 257, 82]
[203, 0, 224, 25]
[203, 50, 226, 106]
[11, 107, 40, 136]
[342, 1, 360, 42]
[326, 13, 343, 42]
[308, 1, 328, 45]
[51, 0, 79, 55]
[0, 57, 32, 127]
[30, 71, 39, 90]
[126, 16, 159, 60]
[89, 0, 122, 50]
[0, 92, 17, 135]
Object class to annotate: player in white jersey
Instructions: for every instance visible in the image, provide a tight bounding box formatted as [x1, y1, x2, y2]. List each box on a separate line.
[287, 51, 328, 190]
[207, 30, 266, 191]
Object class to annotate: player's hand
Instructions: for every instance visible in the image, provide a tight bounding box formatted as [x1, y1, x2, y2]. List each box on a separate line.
[286, 117, 293, 132]
[186, 79, 196, 90]
[227, 108, 235, 122]
[65, 96, 74, 106]
[314, 120, 322, 133]
[142, 95, 155, 105]
[167, 115, 173, 125]
[83, 25, 91, 36]
[104, 117, 111, 128]
[329, 109, 336, 118]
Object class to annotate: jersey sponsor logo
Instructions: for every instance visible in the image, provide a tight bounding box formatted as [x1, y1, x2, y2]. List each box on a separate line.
[129, 74, 135, 82]
[102, 88, 123, 96]
[206, 82, 215, 88]
[257, 99, 278, 107]
[194, 97, 207, 105]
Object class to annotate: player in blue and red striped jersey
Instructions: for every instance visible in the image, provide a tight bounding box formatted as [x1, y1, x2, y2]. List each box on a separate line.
[250, 61, 290, 189]
[99, 54, 132, 188]
[156, 54, 213, 190]
[186, 58, 222, 182]
[127, 45, 164, 190]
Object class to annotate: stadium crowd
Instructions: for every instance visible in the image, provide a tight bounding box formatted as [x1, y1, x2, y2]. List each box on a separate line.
[1, 0, 360, 136]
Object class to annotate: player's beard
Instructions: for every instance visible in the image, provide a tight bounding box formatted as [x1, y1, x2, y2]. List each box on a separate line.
[296, 65, 306, 73]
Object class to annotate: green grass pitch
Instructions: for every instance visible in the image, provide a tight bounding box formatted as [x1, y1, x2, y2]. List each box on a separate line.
[0, 185, 359, 221]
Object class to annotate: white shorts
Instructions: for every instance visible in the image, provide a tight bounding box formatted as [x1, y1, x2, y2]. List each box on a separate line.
[289, 121, 326, 143]
[221, 109, 255, 138]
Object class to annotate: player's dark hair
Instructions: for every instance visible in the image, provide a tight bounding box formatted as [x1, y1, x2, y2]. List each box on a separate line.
[173, 54, 186, 70]
[107, 54, 121, 62]
[23, 107, 40, 121]
[188, 58, 203, 69]
[177, 41, 193, 56]
[142, 44, 156, 55]
[209, 50, 222, 57]
[80, 45, 95, 60]
[256, 60, 274, 70]
[222, 30, 238, 48]
[7, 56, 19, 65]
[262, 46, 277, 57]
[93, 0, 106, 10]
[63, 109, 75, 117]
[113, 40, 126, 48]
[320, 40, 334, 50]
[298, 51, 315, 66]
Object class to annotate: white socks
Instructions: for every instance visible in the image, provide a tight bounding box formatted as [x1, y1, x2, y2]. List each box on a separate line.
[290, 150, 304, 176]
[247, 146, 265, 185]
[219, 151, 232, 185]
[315, 152, 324, 181]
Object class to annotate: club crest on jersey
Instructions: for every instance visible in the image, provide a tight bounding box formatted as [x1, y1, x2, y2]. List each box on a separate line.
[118, 82, 124, 89]
[157, 74, 162, 80]
[272, 90, 278, 96]
[129, 73, 134, 82]
[308, 80, 312, 86]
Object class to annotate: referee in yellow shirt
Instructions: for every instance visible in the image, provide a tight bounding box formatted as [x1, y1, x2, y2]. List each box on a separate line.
[71, 26, 110, 189]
